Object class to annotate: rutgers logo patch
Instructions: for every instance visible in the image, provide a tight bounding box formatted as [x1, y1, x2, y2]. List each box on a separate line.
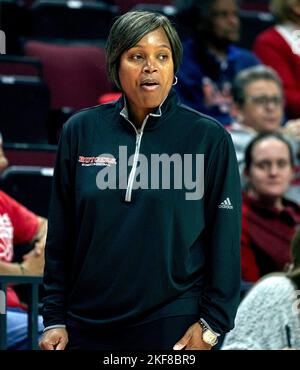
[78, 155, 117, 167]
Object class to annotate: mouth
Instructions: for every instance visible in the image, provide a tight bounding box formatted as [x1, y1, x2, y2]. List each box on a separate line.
[140, 79, 160, 92]
[264, 118, 279, 125]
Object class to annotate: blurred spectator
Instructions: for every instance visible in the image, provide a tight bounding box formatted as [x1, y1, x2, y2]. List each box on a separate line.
[254, 0, 300, 119]
[229, 64, 300, 203]
[241, 133, 300, 283]
[222, 226, 300, 350]
[176, 0, 260, 125]
[0, 133, 9, 174]
[0, 137, 47, 348]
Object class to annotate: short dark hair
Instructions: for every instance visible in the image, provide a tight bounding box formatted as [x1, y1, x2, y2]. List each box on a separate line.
[245, 132, 294, 171]
[176, 0, 239, 37]
[232, 65, 283, 106]
[106, 11, 183, 90]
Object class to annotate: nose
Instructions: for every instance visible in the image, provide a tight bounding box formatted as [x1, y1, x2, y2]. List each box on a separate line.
[143, 57, 158, 73]
[269, 164, 280, 176]
[265, 101, 278, 111]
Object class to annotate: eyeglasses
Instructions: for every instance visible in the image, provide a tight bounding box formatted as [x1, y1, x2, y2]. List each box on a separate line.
[245, 95, 284, 107]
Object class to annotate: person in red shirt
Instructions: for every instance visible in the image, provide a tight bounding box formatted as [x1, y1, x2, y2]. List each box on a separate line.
[241, 132, 300, 282]
[253, 0, 300, 119]
[0, 190, 47, 349]
[0, 132, 8, 174]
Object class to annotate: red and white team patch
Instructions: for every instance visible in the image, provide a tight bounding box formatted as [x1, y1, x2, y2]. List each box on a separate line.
[0, 213, 14, 262]
[78, 155, 117, 167]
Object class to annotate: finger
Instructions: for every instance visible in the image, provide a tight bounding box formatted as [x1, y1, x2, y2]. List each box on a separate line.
[22, 254, 30, 261]
[39, 340, 56, 350]
[173, 331, 191, 350]
[55, 337, 68, 350]
[34, 242, 44, 256]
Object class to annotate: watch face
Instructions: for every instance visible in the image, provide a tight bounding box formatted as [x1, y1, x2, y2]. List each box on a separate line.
[203, 330, 217, 346]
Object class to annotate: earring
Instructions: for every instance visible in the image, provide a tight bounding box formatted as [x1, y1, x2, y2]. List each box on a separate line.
[173, 76, 178, 86]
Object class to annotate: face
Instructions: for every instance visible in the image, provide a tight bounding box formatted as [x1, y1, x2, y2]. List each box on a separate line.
[238, 79, 284, 133]
[210, 0, 240, 43]
[119, 27, 174, 123]
[247, 138, 293, 201]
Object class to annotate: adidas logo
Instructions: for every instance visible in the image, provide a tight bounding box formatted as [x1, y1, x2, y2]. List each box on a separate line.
[218, 197, 233, 209]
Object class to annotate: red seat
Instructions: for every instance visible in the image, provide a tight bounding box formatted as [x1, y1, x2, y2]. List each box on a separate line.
[25, 41, 114, 110]
[0, 55, 43, 77]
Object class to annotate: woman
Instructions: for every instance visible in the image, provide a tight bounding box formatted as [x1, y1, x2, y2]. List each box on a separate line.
[222, 227, 300, 350]
[39, 11, 241, 351]
[241, 133, 300, 282]
[253, 0, 300, 119]
[175, 0, 259, 126]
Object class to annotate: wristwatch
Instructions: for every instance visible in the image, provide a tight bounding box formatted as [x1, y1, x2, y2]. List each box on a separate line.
[198, 318, 219, 346]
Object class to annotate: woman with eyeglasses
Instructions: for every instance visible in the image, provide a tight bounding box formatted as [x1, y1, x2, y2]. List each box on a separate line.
[241, 133, 300, 283]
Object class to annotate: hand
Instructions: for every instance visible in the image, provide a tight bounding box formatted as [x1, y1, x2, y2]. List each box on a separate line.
[22, 239, 45, 261]
[280, 119, 300, 141]
[32, 235, 46, 257]
[39, 328, 69, 350]
[21, 248, 45, 275]
[173, 322, 212, 350]
[24, 218, 47, 259]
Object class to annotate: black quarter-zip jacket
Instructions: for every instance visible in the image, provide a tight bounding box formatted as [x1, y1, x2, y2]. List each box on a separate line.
[43, 90, 241, 335]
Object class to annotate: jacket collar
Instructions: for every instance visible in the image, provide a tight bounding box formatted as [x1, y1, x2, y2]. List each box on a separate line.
[116, 89, 178, 132]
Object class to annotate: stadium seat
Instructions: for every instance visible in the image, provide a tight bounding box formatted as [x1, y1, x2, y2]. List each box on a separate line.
[0, 165, 54, 218]
[30, 0, 119, 41]
[3, 143, 57, 167]
[0, 75, 50, 145]
[0, 0, 31, 55]
[115, 0, 172, 13]
[0, 55, 43, 78]
[25, 41, 113, 110]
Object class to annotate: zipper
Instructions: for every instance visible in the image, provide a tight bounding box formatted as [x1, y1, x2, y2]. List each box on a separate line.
[124, 118, 148, 202]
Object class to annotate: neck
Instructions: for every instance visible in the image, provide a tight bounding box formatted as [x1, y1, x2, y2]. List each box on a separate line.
[207, 44, 227, 60]
[247, 189, 284, 210]
[128, 108, 151, 129]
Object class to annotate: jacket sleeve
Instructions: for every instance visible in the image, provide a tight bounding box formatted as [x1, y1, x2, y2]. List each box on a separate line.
[200, 132, 242, 335]
[42, 122, 75, 328]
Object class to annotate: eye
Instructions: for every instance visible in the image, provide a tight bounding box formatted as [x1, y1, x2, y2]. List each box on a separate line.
[278, 160, 289, 168]
[131, 54, 143, 61]
[158, 54, 169, 61]
[255, 161, 270, 170]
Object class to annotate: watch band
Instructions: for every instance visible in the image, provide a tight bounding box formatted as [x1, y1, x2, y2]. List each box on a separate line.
[199, 318, 221, 337]
[198, 318, 220, 346]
